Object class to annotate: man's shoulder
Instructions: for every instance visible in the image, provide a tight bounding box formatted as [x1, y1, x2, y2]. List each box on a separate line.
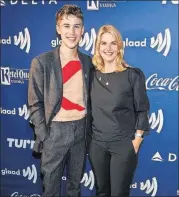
[34, 48, 57, 63]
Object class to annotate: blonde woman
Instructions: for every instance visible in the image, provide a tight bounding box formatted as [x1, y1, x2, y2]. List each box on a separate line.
[89, 25, 150, 196]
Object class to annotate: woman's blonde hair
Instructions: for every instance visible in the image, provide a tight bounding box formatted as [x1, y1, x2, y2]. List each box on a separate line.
[92, 25, 127, 72]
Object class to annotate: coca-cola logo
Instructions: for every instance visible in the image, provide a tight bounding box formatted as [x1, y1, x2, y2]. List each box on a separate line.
[146, 73, 179, 91]
[11, 192, 41, 197]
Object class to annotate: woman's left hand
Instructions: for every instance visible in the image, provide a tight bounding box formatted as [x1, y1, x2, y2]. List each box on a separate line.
[132, 137, 143, 154]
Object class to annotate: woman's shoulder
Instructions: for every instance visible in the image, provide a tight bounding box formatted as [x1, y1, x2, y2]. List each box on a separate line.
[127, 66, 145, 78]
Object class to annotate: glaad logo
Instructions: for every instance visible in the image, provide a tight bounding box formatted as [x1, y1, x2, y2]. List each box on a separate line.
[18, 104, 30, 120]
[22, 164, 37, 184]
[79, 28, 96, 55]
[146, 73, 179, 91]
[0, 107, 16, 115]
[1, 164, 37, 184]
[7, 138, 35, 149]
[0, 27, 31, 53]
[162, 0, 179, 4]
[140, 177, 158, 196]
[1, 67, 29, 85]
[0, 0, 58, 6]
[152, 152, 177, 162]
[51, 28, 96, 55]
[150, 28, 171, 57]
[11, 192, 41, 197]
[149, 109, 164, 134]
[0, 0, 5, 6]
[87, 0, 117, 11]
[81, 170, 95, 190]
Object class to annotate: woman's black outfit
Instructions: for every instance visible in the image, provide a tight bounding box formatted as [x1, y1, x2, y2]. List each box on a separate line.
[89, 67, 150, 197]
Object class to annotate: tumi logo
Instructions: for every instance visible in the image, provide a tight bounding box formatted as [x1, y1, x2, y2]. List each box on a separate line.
[81, 170, 95, 190]
[149, 109, 164, 134]
[0, 27, 31, 53]
[162, 0, 179, 4]
[7, 138, 35, 149]
[150, 28, 171, 57]
[140, 177, 158, 196]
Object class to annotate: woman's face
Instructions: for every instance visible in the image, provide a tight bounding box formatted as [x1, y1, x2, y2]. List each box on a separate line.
[99, 32, 119, 64]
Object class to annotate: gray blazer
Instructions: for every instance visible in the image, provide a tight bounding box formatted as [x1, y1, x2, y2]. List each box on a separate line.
[28, 46, 93, 152]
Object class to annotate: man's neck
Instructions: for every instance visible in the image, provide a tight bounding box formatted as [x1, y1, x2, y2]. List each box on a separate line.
[60, 44, 78, 61]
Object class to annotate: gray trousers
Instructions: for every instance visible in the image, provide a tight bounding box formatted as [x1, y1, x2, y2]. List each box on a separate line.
[41, 117, 86, 197]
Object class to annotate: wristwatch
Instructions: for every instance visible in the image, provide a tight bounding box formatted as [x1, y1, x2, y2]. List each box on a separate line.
[135, 133, 144, 139]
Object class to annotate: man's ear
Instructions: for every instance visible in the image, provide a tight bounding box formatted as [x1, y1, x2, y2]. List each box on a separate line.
[82, 26, 84, 36]
[56, 25, 61, 35]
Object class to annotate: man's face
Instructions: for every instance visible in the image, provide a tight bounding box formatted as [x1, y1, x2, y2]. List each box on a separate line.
[56, 14, 84, 49]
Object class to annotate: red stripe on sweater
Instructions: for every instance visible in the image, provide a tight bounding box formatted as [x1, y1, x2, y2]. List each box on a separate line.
[61, 97, 85, 111]
[62, 61, 81, 84]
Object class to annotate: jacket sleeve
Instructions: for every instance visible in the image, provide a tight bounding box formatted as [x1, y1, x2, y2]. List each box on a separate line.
[28, 57, 48, 143]
[131, 68, 150, 133]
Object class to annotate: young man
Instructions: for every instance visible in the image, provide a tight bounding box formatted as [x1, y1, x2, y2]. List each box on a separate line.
[28, 5, 92, 197]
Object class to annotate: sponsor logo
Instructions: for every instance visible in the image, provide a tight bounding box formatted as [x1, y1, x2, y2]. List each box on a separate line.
[81, 170, 95, 190]
[146, 73, 179, 91]
[0, 107, 16, 115]
[177, 189, 179, 195]
[11, 192, 41, 197]
[18, 104, 30, 120]
[1, 164, 37, 183]
[0, 104, 30, 120]
[0, 27, 31, 53]
[140, 177, 158, 196]
[0, 0, 58, 6]
[150, 28, 171, 57]
[87, 0, 118, 10]
[7, 138, 35, 149]
[152, 152, 177, 162]
[162, 0, 179, 4]
[79, 28, 96, 55]
[130, 177, 158, 196]
[61, 170, 95, 190]
[149, 109, 164, 134]
[152, 152, 164, 162]
[1, 67, 29, 85]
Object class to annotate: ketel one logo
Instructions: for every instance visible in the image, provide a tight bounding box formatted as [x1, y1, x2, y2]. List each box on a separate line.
[149, 109, 164, 134]
[81, 170, 95, 190]
[87, 0, 117, 10]
[0, 27, 31, 53]
[140, 177, 158, 196]
[150, 28, 171, 57]
[152, 151, 177, 162]
[0, 67, 29, 85]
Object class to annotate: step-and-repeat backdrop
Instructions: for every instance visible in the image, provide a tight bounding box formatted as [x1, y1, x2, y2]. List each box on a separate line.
[1, 0, 178, 196]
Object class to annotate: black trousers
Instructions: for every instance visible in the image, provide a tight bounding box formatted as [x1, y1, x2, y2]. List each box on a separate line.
[41, 118, 86, 197]
[89, 138, 138, 197]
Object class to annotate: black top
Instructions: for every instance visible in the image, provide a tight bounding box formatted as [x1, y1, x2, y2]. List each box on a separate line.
[90, 67, 150, 141]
